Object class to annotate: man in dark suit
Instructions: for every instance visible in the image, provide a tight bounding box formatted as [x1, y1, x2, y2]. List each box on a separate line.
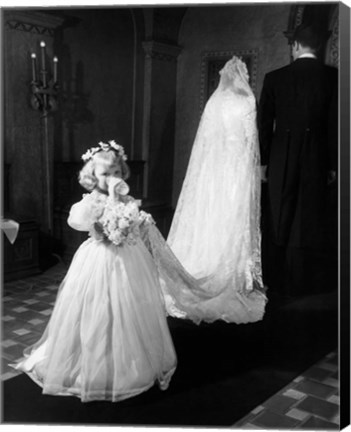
[258, 23, 338, 298]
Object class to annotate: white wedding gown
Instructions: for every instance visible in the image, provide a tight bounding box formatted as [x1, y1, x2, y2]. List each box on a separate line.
[163, 56, 266, 323]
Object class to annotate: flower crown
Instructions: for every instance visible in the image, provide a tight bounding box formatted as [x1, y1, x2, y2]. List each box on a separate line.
[81, 140, 128, 162]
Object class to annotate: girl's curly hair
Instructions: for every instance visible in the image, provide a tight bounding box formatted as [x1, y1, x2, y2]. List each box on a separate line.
[78, 150, 130, 191]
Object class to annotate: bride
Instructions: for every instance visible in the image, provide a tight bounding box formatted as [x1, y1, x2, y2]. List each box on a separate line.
[143, 56, 266, 324]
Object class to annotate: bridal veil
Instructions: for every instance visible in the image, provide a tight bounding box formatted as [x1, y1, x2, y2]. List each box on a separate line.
[146, 56, 267, 324]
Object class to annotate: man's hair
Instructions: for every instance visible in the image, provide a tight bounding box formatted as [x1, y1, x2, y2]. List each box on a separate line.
[292, 23, 329, 52]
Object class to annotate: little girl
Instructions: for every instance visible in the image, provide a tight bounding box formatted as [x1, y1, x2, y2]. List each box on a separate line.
[13, 140, 177, 402]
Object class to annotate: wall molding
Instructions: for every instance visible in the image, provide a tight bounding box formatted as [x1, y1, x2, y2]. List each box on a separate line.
[5, 11, 65, 36]
[326, 6, 339, 68]
[142, 40, 182, 62]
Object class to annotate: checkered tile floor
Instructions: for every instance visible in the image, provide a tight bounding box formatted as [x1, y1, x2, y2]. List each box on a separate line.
[234, 351, 339, 429]
[1, 263, 339, 429]
[1, 263, 67, 380]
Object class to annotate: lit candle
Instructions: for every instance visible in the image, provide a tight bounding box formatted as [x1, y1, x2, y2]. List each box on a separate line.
[40, 41, 46, 70]
[40, 41, 47, 86]
[53, 57, 58, 83]
[31, 53, 37, 82]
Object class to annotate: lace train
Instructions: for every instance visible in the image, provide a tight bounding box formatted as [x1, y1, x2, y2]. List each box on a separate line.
[142, 223, 266, 324]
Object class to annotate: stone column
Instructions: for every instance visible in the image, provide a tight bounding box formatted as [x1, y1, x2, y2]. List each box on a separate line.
[141, 41, 182, 204]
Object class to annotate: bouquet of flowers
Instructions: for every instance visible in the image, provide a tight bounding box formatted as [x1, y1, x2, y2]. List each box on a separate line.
[99, 200, 141, 246]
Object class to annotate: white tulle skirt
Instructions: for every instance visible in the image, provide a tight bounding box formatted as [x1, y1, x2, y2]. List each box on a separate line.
[13, 238, 177, 402]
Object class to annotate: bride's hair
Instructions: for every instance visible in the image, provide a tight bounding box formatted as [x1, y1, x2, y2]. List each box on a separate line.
[79, 150, 130, 191]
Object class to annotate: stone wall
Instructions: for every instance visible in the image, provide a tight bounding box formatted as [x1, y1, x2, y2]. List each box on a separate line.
[55, 8, 135, 162]
[3, 9, 138, 227]
[3, 11, 63, 229]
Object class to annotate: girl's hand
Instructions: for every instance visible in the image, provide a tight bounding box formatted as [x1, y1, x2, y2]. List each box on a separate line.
[94, 222, 104, 236]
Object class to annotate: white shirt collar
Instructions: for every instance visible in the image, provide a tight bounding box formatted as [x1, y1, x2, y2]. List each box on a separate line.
[297, 53, 317, 59]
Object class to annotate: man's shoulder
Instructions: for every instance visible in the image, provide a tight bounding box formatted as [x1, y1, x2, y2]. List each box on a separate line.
[264, 64, 290, 81]
[264, 65, 290, 86]
[265, 61, 337, 78]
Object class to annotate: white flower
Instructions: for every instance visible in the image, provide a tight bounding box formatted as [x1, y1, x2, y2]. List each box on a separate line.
[81, 147, 100, 161]
[109, 230, 123, 245]
[109, 219, 118, 231]
[99, 141, 110, 151]
[81, 140, 128, 162]
[139, 210, 155, 225]
[127, 203, 139, 218]
[108, 140, 119, 149]
[118, 218, 129, 230]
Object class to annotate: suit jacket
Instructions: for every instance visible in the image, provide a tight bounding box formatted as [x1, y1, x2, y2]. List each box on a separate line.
[258, 58, 338, 247]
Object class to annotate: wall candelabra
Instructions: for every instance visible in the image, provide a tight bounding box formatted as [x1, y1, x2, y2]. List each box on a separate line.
[30, 41, 59, 113]
[30, 41, 59, 233]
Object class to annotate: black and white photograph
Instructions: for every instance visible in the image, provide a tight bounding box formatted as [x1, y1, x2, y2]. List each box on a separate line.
[1, 0, 350, 430]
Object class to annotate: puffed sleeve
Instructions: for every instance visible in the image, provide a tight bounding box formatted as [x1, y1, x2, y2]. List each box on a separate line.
[67, 194, 97, 232]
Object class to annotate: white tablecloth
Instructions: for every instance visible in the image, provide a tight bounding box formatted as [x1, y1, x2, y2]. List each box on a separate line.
[1, 218, 20, 244]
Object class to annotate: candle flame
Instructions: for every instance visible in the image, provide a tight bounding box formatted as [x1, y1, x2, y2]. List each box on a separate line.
[40, 41, 46, 47]
[53, 57, 58, 62]
[31, 53, 36, 58]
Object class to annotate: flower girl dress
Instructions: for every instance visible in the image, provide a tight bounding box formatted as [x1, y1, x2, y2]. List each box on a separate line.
[13, 189, 177, 402]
